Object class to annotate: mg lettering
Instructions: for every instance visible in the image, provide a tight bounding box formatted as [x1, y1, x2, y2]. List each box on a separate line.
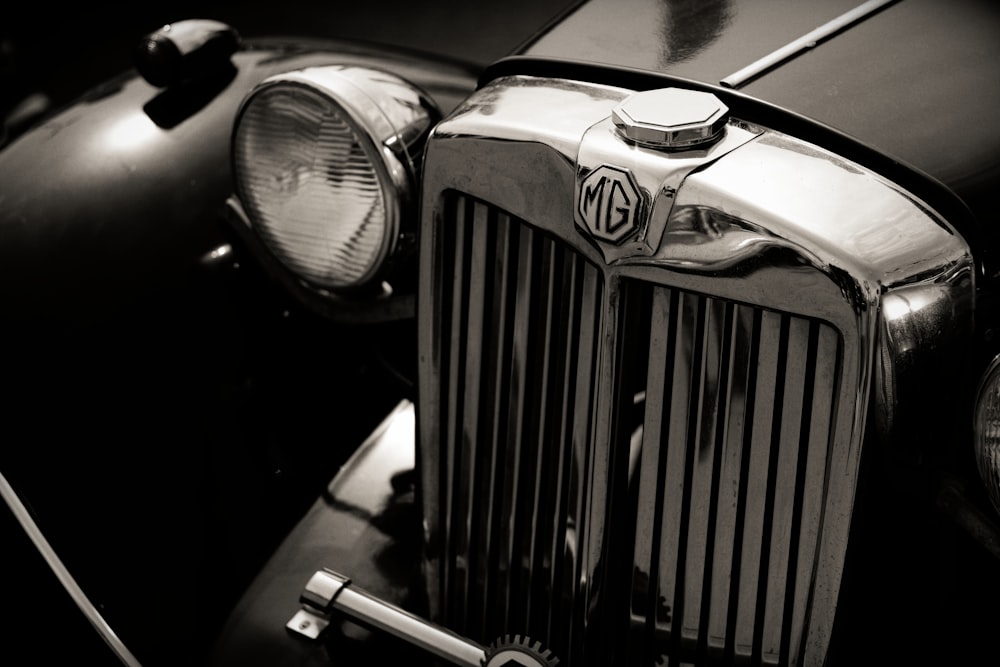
[577, 165, 643, 243]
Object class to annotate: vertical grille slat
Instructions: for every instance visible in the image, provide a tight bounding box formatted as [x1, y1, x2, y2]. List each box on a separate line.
[525, 236, 559, 634]
[681, 297, 727, 647]
[751, 312, 793, 665]
[545, 250, 580, 644]
[453, 199, 491, 629]
[441, 195, 468, 627]
[734, 309, 782, 662]
[470, 208, 515, 638]
[761, 317, 811, 665]
[434, 195, 605, 659]
[631, 286, 674, 662]
[426, 194, 844, 667]
[787, 326, 839, 666]
[707, 303, 755, 659]
[497, 222, 533, 628]
[658, 289, 696, 651]
[562, 257, 603, 661]
[548, 251, 597, 650]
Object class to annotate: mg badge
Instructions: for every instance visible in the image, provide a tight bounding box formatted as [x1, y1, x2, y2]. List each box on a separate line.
[577, 165, 643, 244]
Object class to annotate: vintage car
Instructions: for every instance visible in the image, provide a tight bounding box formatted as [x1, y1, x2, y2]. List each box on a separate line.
[2, 0, 999, 665]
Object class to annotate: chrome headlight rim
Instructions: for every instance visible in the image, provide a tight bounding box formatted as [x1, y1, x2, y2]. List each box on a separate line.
[232, 64, 435, 293]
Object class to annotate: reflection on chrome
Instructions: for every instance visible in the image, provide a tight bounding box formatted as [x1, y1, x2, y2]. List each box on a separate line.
[658, 204, 815, 271]
[876, 277, 974, 449]
[233, 65, 439, 291]
[419, 75, 974, 666]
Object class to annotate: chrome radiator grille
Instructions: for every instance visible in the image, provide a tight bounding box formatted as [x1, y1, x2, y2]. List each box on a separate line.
[426, 193, 606, 654]
[628, 287, 841, 667]
[422, 194, 843, 666]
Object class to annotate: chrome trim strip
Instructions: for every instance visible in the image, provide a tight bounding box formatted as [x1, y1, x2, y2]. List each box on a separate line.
[295, 569, 486, 667]
[333, 585, 485, 667]
[720, 0, 900, 89]
[0, 472, 143, 667]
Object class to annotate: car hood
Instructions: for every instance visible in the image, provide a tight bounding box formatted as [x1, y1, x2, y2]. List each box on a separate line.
[524, 0, 1000, 231]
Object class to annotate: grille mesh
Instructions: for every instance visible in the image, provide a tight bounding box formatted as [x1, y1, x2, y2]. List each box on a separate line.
[425, 194, 842, 666]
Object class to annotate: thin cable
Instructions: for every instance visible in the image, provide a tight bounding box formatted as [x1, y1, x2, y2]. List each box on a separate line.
[720, 0, 900, 89]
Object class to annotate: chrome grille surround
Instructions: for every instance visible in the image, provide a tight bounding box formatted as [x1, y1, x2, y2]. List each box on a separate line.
[417, 76, 974, 666]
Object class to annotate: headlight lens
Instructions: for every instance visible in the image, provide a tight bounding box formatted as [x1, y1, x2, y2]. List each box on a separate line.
[232, 66, 435, 291]
[973, 356, 1000, 515]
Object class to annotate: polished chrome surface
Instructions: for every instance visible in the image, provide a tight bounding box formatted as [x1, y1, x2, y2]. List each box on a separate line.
[875, 279, 973, 453]
[333, 586, 486, 667]
[292, 568, 486, 667]
[575, 111, 760, 265]
[419, 75, 973, 666]
[612, 88, 729, 149]
[300, 568, 349, 611]
[434, 76, 631, 158]
[720, 0, 900, 88]
[629, 292, 841, 665]
[233, 65, 438, 290]
[254, 66, 438, 166]
[421, 193, 605, 656]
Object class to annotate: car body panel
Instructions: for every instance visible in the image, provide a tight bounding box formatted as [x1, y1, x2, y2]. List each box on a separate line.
[209, 402, 425, 667]
[526, 0, 865, 80]
[0, 35, 473, 667]
[526, 0, 1000, 234]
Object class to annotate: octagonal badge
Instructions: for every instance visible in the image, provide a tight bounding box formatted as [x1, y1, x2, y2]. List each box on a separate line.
[577, 165, 643, 244]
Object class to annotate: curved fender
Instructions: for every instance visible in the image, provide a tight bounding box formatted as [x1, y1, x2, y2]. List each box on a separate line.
[0, 40, 477, 318]
[210, 400, 426, 666]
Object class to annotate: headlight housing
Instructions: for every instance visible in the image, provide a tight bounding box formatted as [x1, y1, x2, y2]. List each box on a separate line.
[974, 355, 1000, 515]
[232, 65, 437, 292]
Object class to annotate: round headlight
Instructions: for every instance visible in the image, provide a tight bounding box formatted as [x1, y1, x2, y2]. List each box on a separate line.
[973, 355, 1000, 515]
[232, 66, 436, 291]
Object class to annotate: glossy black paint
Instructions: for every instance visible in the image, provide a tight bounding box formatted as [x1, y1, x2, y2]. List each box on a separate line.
[0, 37, 472, 667]
[3, 2, 578, 129]
[480, 56, 984, 270]
[0, 40, 476, 320]
[209, 404, 430, 667]
[526, 0, 1000, 247]
[527, 0, 864, 80]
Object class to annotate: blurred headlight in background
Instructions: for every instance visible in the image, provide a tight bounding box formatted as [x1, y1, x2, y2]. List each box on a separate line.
[974, 355, 1000, 516]
[232, 66, 437, 291]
